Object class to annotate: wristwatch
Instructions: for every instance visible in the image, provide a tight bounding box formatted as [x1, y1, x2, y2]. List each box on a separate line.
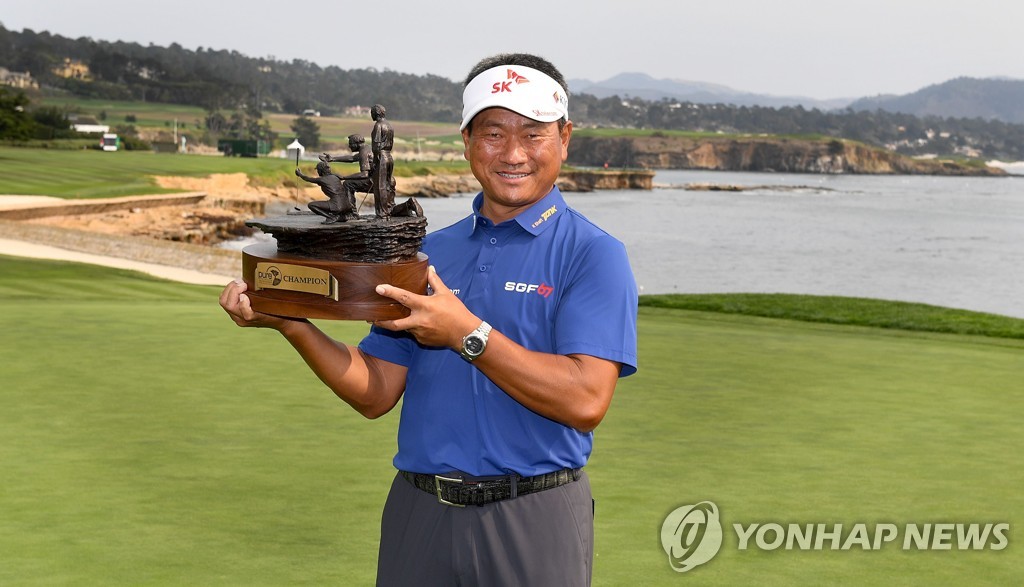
[459, 321, 492, 362]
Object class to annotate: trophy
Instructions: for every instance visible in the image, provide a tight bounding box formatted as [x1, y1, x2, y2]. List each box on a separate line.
[241, 104, 428, 320]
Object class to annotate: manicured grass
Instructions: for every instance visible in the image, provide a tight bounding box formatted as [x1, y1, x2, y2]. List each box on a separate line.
[0, 256, 391, 585]
[2, 256, 1021, 585]
[598, 307, 1022, 585]
[0, 146, 469, 199]
[640, 293, 1024, 340]
[0, 146, 291, 198]
[40, 96, 208, 129]
[37, 94, 462, 150]
[391, 160, 470, 177]
[0, 255, 217, 302]
[263, 113, 460, 147]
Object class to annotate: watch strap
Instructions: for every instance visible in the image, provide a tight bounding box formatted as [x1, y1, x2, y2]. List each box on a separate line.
[459, 321, 492, 361]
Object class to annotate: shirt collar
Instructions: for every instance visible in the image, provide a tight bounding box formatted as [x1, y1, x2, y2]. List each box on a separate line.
[469, 186, 567, 236]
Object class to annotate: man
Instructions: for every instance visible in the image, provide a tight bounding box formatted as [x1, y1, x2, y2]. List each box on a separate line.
[295, 133, 369, 223]
[220, 53, 637, 586]
[369, 103, 396, 218]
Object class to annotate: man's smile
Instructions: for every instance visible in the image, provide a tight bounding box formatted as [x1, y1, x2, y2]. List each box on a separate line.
[497, 171, 529, 179]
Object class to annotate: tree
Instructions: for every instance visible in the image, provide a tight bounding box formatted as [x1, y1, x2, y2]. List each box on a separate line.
[204, 109, 228, 133]
[290, 115, 320, 148]
[0, 88, 35, 140]
[247, 117, 277, 143]
[112, 124, 150, 150]
[31, 105, 74, 139]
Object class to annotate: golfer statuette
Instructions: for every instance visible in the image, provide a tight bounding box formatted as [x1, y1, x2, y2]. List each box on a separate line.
[241, 104, 427, 321]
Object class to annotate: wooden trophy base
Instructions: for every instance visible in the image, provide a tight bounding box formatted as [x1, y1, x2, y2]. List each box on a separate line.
[241, 242, 428, 320]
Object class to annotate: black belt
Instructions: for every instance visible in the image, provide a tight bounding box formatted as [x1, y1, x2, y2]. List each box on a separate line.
[400, 468, 582, 507]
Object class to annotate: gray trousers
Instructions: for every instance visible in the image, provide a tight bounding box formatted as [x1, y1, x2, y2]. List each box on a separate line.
[376, 471, 594, 586]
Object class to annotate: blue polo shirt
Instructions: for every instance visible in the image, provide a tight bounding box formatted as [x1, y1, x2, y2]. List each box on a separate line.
[359, 186, 638, 477]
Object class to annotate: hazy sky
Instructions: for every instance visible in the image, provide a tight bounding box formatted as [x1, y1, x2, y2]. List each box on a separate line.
[4, 0, 1022, 100]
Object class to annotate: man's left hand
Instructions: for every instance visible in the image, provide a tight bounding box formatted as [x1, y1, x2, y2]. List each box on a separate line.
[372, 266, 480, 350]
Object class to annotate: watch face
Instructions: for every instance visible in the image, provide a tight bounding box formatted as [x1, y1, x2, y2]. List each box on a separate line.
[464, 336, 484, 356]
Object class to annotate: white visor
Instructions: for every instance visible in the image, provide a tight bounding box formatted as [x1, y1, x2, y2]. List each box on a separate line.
[460, 65, 568, 131]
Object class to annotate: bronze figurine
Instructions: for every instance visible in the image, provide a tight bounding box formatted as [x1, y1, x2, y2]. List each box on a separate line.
[294, 133, 371, 223]
[370, 104, 396, 218]
[296, 106, 422, 222]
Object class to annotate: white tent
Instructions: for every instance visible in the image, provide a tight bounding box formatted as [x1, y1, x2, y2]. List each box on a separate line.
[286, 139, 305, 164]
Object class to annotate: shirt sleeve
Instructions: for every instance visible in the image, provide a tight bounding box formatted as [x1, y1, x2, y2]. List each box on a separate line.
[358, 325, 416, 367]
[553, 234, 639, 377]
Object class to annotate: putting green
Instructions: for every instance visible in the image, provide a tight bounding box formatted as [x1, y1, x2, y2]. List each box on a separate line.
[1, 257, 1020, 585]
[595, 308, 1022, 585]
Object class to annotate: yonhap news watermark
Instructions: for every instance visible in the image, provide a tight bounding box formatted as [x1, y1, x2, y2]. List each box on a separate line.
[661, 501, 1010, 573]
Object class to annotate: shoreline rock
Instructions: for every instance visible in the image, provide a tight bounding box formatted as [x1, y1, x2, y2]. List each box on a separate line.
[677, 183, 836, 193]
[395, 169, 656, 198]
[568, 135, 1007, 176]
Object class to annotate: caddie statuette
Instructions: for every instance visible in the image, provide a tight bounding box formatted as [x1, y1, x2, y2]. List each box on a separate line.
[241, 104, 428, 320]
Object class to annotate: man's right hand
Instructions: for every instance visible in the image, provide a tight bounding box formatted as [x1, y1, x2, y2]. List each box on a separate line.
[219, 279, 299, 330]
[218, 281, 406, 419]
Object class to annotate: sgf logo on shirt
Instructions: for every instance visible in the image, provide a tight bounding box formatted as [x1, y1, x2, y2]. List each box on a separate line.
[504, 281, 555, 298]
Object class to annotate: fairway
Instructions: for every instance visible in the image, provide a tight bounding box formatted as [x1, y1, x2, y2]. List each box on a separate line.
[1, 257, 1021, 585]
[37, 97, 208, 131]
[0, 146, 292, 198]
[0, 146, 470, 199]
[33, 95, 463, 154]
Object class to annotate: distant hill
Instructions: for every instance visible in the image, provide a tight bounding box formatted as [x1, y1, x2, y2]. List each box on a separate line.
[0, 24, 461, 123]
[849, 77, 1024, 124]
[568, 72, 852, 110]
[4, 24, 1024, 161]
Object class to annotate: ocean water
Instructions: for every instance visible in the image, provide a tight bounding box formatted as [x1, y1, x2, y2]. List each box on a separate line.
[415, 170, 1024, 318]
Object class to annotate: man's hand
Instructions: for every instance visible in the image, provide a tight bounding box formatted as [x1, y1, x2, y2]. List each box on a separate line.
[372, 267, 480, 349]
[219, 279, 406, 419]
[219, 279, 300, 330]
[294, 167, 302, 177]
[374, 267, 620, 432]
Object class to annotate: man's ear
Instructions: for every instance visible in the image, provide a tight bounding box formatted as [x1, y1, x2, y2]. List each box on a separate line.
[462, 127, 471, 161]
[560, 120, 573, 162]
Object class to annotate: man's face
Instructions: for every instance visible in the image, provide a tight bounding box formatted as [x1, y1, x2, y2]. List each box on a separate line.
[462, 107, 572, 219]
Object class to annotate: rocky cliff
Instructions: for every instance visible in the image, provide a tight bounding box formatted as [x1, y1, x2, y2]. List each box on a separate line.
[567, 135, 1007, 176]
[395, 169, 654, 198]
[557, 169, 654, 191]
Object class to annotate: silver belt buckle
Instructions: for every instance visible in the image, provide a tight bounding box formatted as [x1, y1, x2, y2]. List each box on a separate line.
[434, 475, 466, 507]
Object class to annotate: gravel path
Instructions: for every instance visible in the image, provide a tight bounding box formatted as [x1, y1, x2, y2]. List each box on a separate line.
[0, 192, 244, 285]
[0, 218, 238, 285]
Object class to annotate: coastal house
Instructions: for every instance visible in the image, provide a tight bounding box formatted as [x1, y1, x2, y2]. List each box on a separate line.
[344, 105, 371, 118]
[0, 67, 38, 89]
[53, 58, 92, 80]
